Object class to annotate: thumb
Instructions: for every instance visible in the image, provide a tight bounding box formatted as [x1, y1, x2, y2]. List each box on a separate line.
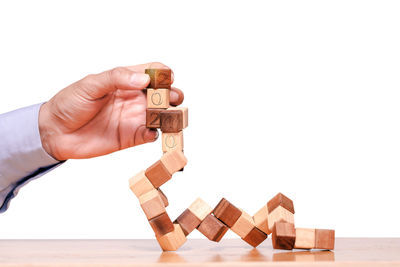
[78, 67, 150, 100]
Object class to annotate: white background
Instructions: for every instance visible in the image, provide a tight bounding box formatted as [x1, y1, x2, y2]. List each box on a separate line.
[0, 0, 399, 239]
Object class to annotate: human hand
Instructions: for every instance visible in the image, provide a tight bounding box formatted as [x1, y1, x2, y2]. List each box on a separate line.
[38, 62, 184, 161]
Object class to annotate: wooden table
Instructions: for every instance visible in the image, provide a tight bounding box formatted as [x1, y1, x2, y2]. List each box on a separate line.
[0, 238, 399, 266]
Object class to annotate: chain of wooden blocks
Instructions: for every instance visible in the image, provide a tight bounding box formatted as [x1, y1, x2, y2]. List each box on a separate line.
[129, 68, 335, 251]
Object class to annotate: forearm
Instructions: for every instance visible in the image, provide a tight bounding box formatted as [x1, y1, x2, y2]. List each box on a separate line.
[0, 103, 62, 212]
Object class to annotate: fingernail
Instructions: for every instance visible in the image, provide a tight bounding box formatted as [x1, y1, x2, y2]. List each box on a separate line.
[130, 73, 150, 88]
[170, 90, 179, 102]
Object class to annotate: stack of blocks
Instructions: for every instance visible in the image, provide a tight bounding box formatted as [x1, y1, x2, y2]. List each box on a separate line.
[129, 68, 335, 251]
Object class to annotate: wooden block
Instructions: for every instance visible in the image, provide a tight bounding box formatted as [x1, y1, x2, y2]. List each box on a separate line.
[294, 228, 315, 249]
[139, 189, 166, 220]
[188, 198, 213, 221]
[231, 210, 254, 238]
[213, 198, 242, 228]
[147, 89, 170, 109]
[268, 192, 295, 214]
[129, 170, 154, 198]
[145, 68, 172, 89]
[272, 222, 296, 250]
[162, 131, 184, 153]
[168, 107, 188, 128]
[160, 108, 188, 133]
[149, 212, 174, 237]
[174, 209, 201, 236]
[315, 229, 335, 250]
[146, 108, 163, 128]
[145, 160, 171, 188]
[242, 227, 268, 247]
[253, 204, 270, 234]
[268, 206, 295, 233]
[160, 149, 187, 175]
[197, 214, 228, 242]
[157, 188, 168, 207]
[156, 224, 186, 251]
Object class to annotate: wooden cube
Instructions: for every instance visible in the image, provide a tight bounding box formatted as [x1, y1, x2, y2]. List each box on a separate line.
[146, 108, 163, 128]
[268, 206, 295, 234]
[242, 227, 268, 247]
[188, 198, 213, 221]
[231, 210, 254, 238]
[157, 188, 168, 207]
[174, 209, 201, 236]
[160, 108, 188, 133]
[294, 228, 315, 249]
[162, 131, 184, 153]
[253, 204, 270, 234]
[129, 170, 154, 198]
[139, 189, 166, 220]
[315, 229, 335, 250]
[160, 149, 187, 175]
[145, 68, 172, 89]
[145, 160, 171, 188]
[149, 212, 174, 237]
[268, 192, 295, 214]
[147, 89, 170, 109]
[197, 214, 228, 242]
[213, 198, 242, 228]
[168, 107, 188, 128]
[156, 224, 187, 251]
[272, 222, 296, 250]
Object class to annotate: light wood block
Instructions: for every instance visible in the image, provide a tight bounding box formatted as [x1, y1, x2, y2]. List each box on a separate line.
[268, 206, 295, 233]
[162, 131, 183, 153]
[146, 108, 163, 128]
[268, 192, 295, 214]
[129, 170, 154, 198]
[253, 204, 270, 234]
[231, 210, 254, 238]
[145, 68, 172, 89]
[160, 149, 187, 174]
[157, 188, 168, 207]
[213, 198, 242, 228]
[147, 89, 170, 109]
[139, 189, 166, 220]
[145, 160, 171, 188]
[156, 224, 187, 251]
[315, 229, 335, 250]
[295, 228, 315, 249]
[242, 227, 268, 247]
[272, 222, 296, 250]
[174, 209, 201, 236]
[197, 214, 228, 242]
[149, 212, 174, 237]
[168, 107, 188, 128]
[188, 198, 213, 221]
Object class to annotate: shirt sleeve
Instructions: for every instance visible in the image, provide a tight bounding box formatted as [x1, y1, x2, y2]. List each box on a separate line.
[0, 103, 64, 213]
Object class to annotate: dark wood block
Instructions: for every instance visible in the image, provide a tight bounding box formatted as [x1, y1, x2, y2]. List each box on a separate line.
[146, 109, 163, 128]
[157, 188, 168, 207]
[149, 212, 174, 237]
[160, 110, 183, 133]
[272, 222, 296, 250]
[315, 229, 335, 250]
[197, 214, 228, 242]
[213, 198, 242, 228]
[267, 192, 295, 214]
[174, 209, 201, 236]
[145, 160, 171, 188]
[242, 227, 268, 247]
[145, 68, 172, 89]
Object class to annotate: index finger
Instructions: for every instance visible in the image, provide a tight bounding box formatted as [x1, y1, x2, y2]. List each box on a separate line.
[125, 62, 175, 85]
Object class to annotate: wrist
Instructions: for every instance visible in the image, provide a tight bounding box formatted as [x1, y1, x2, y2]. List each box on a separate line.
[39, 103, 61, 161]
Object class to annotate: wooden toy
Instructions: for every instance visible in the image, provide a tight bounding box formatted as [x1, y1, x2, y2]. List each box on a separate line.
[294, 228, 315, 249]
[145, 160, 171, 188]
[129, 170, 154, 198]
[197, 214, 228, 242]
[146, 109, 163, 128]
[162, 131, 183, 152]
[213, 198, 242, 228]
[157, 188, 168, 207]
[242, 227, 268, 247]
[139, 189, 166, 220]
[149, 212, 174, 237]
[156, 224, 186, 251]
[272, 222, 296, 250]
[175, 209, 202, 236]
[145, 68, 172, 89]
[231, 210, 255, 238]
[147, 89, 170, 109]
[315, 229, 335, 250]
[160, 149, 187, 174]
[188, 198, 213, 221]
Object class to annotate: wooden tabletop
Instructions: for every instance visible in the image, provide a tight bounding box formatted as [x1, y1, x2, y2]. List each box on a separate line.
[0, 238, 399, 266]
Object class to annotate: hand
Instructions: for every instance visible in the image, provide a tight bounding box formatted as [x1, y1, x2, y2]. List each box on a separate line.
[38, 62, 184, 161]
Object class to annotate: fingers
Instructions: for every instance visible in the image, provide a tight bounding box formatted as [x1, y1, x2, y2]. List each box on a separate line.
[134, 125, 159, 146]
[170, 87, 184, 106]
[78, 67, 150, 100]
[125, 62, 174, 84]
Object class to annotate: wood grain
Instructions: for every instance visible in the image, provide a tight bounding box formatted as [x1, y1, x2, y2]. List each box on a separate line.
[149, 212, 174, 237]
[147, 89, 170, 109]
[145, 160, 171, 188]
[139, 189, 166, 220]
[242, 227, 268, 247]
[253, 204, 270, 234]
[197, 214, 228, 242]
[294, 228, 315, 249]
[187, 198, 213, 221]
[267, 206, 295, 233]
[160, 109, 184, 133]
[267, 192, 295, 214]
[174, 209, 201, 236]
[213, 198, 242, 228]
[272, 222, 296, 250]
[315, 229, 335, 250]
[231, 210, 254, 238]
[168, 107, 188, 128]
[156, 224, 186, 251]
[145, 68, 172, 89]
[129, 170, 154, 198]
[157, 188, 168, 207]
[146, 109, 163, 128]
[160, 149, 187, 175]
[161, 131, 183, 153]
